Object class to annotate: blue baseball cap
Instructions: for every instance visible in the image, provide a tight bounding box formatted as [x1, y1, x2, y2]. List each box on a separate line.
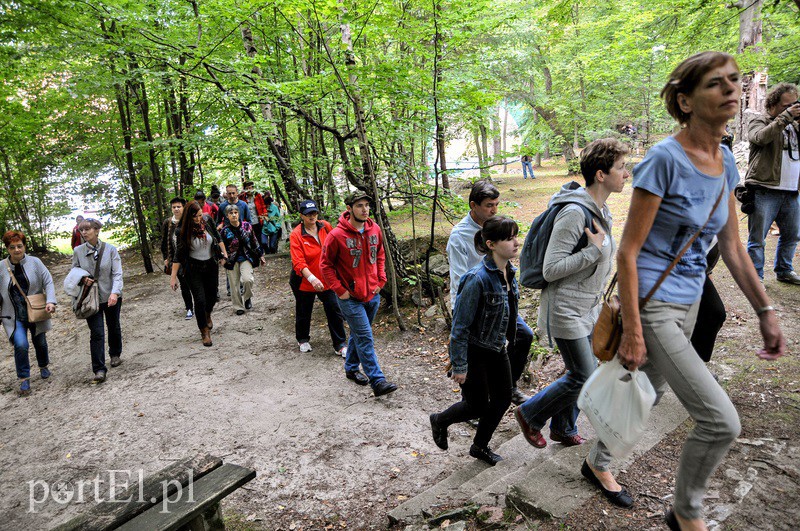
[299, 200, 319, 215]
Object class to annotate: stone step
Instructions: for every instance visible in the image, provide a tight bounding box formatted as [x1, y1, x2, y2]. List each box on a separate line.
[506, 390, 688, 518]
[467, 417, 598, 506]
[389, 389, 689, 526]
[389, 413, 598, 524]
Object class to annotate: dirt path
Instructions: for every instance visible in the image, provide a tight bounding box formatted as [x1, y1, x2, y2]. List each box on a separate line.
[2, 213, 799, 530]
[0, 252, 467, 530]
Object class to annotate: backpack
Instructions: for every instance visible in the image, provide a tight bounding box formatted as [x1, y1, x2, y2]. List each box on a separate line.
[519, 190, 594, 289]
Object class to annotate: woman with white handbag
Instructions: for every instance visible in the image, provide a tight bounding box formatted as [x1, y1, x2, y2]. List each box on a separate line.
[1, 230, 57, 395]
[613, 52, 784, 530]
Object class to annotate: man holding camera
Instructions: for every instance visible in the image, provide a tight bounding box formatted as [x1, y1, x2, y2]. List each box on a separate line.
[744, 82, 800, 284]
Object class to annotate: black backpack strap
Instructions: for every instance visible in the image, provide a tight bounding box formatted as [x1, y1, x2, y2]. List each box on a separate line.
[563, 203, 595, 253]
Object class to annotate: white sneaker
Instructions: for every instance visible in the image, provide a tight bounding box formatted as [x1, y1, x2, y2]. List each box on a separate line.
[299, 342, 312, 353]
[337, 346, 348, 358]
[185, 309, 193, 320]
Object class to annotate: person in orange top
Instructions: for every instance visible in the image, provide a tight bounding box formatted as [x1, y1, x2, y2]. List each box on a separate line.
[290, 200, 347, 357]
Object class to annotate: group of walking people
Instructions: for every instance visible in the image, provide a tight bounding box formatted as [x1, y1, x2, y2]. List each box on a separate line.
[430, 52, 788, 531]
[3, 50, 795, 530]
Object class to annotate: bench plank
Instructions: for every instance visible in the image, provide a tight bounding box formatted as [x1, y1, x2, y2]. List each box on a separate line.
[52, 454, 223, 531]
[115, 464, 256, 531]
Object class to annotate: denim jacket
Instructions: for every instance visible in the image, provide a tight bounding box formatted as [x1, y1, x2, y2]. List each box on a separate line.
[449, 256, 519, 374]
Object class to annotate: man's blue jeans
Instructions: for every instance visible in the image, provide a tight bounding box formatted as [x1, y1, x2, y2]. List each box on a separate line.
[517, 335, 597, 436]
[522, 161, 535, 179]
[337, 294, 386, 386]
[747, 188, 800, 278]
[12, 320, 49, 379]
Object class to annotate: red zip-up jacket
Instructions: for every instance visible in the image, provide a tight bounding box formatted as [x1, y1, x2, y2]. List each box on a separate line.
[290, 220, 333, 292]
[320, 212, 386, 302]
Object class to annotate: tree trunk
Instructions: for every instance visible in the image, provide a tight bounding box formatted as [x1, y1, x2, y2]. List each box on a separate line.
[732, 0, 766, 141]
[128, 71, 165, 226]
[479, 123, 490, 177]
[491, 110, 501, 163]
[338, 0, 405, 329]
[100, 18, 153, 272]
[238, 23, 309, 208]
[502, 103, 508, 173]
[114, 84, 154, 273]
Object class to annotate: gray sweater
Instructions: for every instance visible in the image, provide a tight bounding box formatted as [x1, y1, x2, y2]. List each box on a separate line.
[538, 184, 615, 341]
[71, 241, 123, 303]
[0, 255, 57, 338]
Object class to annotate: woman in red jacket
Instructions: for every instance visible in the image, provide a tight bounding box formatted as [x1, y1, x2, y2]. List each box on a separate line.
[289, 200, 347, 356]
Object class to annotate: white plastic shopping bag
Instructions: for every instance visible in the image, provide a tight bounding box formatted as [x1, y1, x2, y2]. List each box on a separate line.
[577, 356, 657, 458]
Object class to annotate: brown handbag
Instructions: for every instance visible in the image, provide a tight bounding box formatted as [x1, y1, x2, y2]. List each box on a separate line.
[5, 259, 52, 323]
[592, 183, 727, 361]
[593, 273, 622, 362]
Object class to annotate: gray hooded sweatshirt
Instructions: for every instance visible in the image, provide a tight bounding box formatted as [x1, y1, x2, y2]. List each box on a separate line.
[538, 183, 615, 341]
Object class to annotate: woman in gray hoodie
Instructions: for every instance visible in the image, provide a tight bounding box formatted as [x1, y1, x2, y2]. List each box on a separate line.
[514, 138, 631, 506]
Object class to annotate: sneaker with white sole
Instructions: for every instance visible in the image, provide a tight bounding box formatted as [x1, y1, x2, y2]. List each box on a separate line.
[299, 342, 312, 353]
[337, 346, 348, 358]
[777, 271, 800, 285]
[185, 309, 193, 320]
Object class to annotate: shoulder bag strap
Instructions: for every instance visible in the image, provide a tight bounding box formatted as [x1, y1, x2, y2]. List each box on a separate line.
[93, 242, 105, 279]
[640, 181, 727, 308]
[5, 258, 32, 304]
[76, 245, 104, 308]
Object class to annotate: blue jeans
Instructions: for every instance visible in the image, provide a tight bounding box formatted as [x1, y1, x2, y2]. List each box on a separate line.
[86, 300, 123, 373]
[337, 294, 386, 386]
[517, 335, 597, 436]
[11, 321, 49, 379]
[263, 231, 280, 254]
[521, 161, 535, 179]
[511, 316, 533, 386]
[746, 188, 800, 278]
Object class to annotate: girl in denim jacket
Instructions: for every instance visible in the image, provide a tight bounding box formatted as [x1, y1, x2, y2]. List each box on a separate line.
[430, 216, 520, 465]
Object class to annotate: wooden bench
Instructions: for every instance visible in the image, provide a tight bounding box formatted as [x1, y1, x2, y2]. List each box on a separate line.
[53, 454, 256, 531]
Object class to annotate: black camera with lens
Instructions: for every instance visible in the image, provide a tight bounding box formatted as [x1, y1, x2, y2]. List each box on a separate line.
[734, 184, 756, 215]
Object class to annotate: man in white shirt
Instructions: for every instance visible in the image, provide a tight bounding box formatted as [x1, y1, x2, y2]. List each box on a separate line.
[447, 180, 533, 404]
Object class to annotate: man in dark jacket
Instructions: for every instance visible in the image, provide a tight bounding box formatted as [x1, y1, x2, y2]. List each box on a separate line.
[320, 192, 398, 397]
[161, 197, 193, 319]
[745, 82, 800, 284]
[217, 184, 251, 225]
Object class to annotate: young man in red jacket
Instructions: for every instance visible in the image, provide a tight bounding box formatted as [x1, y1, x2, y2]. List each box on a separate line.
[320, 192, 398, 397]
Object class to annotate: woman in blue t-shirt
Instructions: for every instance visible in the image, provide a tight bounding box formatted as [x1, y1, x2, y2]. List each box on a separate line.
[594, 52, 785, 530]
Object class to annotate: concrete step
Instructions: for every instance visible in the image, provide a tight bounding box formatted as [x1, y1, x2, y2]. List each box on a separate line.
[389, 413, 597, 524]
[467, 416, 598, 506]
[506, 390, 688, 518]
[389, 390, 689, 525]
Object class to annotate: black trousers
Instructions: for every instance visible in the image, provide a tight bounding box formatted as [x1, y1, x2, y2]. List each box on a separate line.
[185, 258, 218, 330]
[86, 300, 123, 373]
[291, 285, 347, 350]
[178, 273, 193, 311]
[690, 275, 726, 363]
[437, 346, 512, 448]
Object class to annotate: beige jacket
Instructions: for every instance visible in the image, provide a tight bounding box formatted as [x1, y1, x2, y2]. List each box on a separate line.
[745, 108, 800, 187]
